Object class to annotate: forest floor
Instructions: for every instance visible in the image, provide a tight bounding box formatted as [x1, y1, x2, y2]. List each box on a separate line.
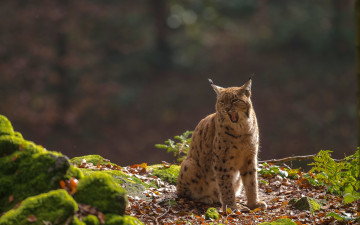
[117, 163, 359, 225]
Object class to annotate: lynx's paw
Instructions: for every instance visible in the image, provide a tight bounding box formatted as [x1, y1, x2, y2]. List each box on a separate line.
[199, 197, 214, 205]
[248, 201, 267, 210]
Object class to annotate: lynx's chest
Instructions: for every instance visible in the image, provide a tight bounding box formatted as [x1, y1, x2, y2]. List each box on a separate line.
[212, 115, 258, 157]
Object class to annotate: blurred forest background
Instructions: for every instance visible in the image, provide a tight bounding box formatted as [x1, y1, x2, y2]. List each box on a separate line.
[0, 1, 356, 165]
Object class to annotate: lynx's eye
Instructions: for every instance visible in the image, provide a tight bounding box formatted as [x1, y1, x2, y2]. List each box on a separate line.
[219, 100, 225, 104]
[232, 99, 240, 104]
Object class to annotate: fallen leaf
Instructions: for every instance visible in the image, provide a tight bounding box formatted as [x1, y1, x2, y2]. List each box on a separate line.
[8, 195, 14, 202]
[281, 201, 289, 207]
[235, 210, 242, 215]
[27, 215, 37, 222]
[98, 212, 106, 224]
[69, 177, 78, 191]
[11, 154, 18, 162]
[226, 207, 232, 214]
[141, 163, 147, 169]
[59, 180, 66, 189]
[130, 164, 141, 168]
[254, 208, 261, 212]
[162, 161, 171, 168]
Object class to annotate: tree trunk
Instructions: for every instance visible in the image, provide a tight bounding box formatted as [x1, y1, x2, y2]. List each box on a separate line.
[149, 0, 171, 69]
[53, 1, 72, 130]
[356, 0, 360, 146]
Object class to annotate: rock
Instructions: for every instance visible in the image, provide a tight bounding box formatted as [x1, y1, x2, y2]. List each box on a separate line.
[259, 218, 297, 225]
[105, 214, 144, 225]
[0, 119, 71, 212]
[205, 207, 219, 220]
[74, 172, 128, 215]
[76, 166, 149, 200]
[0, 115, 143, 224]
[0, 189, 78, 225]
[293, 196, 321, 213]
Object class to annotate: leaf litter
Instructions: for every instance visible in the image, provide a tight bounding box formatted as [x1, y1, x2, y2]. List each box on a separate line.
[73, 160, 359, 225]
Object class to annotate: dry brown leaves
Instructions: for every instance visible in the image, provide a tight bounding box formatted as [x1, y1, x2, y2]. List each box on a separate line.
[74, 160, 360, 225]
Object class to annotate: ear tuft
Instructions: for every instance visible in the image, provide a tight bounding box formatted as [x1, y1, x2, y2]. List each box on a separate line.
[208, 78, 223, 96]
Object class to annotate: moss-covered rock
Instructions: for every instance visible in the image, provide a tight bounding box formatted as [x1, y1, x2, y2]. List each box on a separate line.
[149, 164, 180, 185]
[293, 197, 321, 213]
[205, 207, 219, 220]
[82, 215, 100, 225]
[71, 216, 86, 225]
[105, 214, 144, 225]
[78, 168, 149, 200]
[66, 165, 85, 180]
[259, 218, 297, 225]
[0, 114, 74, 212]
[0, 115, 14, 136]
[0, 189, 78, 225]
[74, 172, 127, 215]
[70, 155, 120, 168]
[0, 144, 70, 212]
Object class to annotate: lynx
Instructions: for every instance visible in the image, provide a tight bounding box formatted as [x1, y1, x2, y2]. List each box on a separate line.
[177, 78, 266, 211]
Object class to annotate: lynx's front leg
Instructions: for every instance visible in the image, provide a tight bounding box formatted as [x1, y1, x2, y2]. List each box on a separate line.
[240, 158, 266, 209]
[214, 161, 237, 211]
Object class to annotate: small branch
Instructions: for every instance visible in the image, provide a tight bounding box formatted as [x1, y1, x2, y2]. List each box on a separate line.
[155, 207, 170, 225]
[259, 154, 343, 165]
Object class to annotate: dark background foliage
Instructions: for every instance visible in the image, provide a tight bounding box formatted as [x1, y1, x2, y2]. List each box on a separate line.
[0, 0, 356, 165]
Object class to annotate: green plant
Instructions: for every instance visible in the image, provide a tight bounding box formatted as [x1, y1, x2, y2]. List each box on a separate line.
[155, 131, 193, 163]
[258, 163, 301, 179]
[308, 149, 360, 204]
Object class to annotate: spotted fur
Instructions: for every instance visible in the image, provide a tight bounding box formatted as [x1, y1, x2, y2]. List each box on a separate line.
[177, 79, 266, 210]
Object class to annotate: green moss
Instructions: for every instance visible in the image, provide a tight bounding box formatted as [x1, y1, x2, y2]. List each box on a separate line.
[78, 168, 149, 199]
[205, 207, 219, 220]
[0, 124, 70, 212]
[0, 115, 14, 136]
[82, 215, 100, 225]
[149, 164, 180, 185]
[294, 197, 321, 213]
[71, 216, 86, 225]
[0, 147, 70, 212]
[0, 135, 42, 156]
[70, 155, 120, 167]
[259, 218, 297, 225]
[14, 132, 23, 139]
[0, 189, 78, 225]
[80, 169, 131, 185]
[74, 172, 127, 214]
[66, 165, 85, 180]
[105, 214, 144, 225]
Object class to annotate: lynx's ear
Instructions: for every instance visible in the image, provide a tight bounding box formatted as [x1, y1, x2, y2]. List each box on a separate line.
[240, 78, 252, 97]
[242, 78, 252, 92]
[208, 78, 223, 96]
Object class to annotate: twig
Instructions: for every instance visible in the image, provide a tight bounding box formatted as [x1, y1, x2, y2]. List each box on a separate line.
[259, 154, 343, 165]
[155, 207, 170, 225]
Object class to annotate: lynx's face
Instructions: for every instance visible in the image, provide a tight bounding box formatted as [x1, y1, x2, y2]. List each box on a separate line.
[209, 79, 252, 123]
